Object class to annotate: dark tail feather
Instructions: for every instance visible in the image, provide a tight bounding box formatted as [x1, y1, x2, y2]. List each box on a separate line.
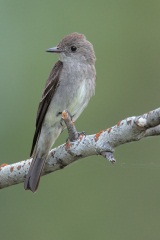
[24, 154, 46, 193]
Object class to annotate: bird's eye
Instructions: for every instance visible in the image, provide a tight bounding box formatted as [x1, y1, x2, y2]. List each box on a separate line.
[71, 46, 77, 52]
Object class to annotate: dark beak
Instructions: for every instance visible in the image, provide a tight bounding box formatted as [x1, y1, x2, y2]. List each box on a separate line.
[46, 46, 63, 53]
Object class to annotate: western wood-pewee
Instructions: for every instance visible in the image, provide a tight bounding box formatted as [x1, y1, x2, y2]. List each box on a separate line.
[24, 33, 96, 192]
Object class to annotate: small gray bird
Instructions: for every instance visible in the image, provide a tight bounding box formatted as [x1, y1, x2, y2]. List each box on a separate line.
[24, 32, 96, 192]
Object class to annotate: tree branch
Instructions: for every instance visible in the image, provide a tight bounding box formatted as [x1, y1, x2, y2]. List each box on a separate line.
[0, 108, 160, 190]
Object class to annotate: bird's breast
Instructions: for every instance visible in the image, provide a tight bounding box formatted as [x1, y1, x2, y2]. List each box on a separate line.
[45, 61, 96, 126]
[61, 62, 96, 121]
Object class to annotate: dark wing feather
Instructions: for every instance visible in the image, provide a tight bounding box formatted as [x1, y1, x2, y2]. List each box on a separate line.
[30, 60, 63, 156]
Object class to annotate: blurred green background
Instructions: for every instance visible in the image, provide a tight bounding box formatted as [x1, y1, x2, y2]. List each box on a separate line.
[0, 0, 160, 239]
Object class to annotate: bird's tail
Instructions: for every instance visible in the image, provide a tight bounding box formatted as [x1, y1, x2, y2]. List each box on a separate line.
[24, 152, 47, 193]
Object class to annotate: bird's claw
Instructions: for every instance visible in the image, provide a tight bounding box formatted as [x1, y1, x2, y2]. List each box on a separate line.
[77, 131, 86, 138]
[65, 131, 86, 143]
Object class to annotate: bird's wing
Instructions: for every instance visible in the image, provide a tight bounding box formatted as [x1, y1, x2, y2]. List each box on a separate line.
[30, 60, 63, 157]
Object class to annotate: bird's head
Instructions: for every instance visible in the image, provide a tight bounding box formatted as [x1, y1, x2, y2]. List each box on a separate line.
[46, 32, 96, 65]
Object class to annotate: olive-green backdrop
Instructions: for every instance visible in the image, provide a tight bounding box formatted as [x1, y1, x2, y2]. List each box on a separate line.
[0, 1, 160, 239]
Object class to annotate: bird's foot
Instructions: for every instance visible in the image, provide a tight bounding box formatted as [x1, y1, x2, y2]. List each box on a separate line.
[65, 131, 86, 143]
[77, 131, 86, 138]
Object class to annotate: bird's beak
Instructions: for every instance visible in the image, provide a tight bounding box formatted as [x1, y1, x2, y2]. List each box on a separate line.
[46, 46, 63, 53]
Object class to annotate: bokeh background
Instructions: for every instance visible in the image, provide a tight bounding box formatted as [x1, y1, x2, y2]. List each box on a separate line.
[0, 1, 160, 239]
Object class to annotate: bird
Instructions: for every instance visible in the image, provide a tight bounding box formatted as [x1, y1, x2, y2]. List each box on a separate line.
[24, 32, 96, 192]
